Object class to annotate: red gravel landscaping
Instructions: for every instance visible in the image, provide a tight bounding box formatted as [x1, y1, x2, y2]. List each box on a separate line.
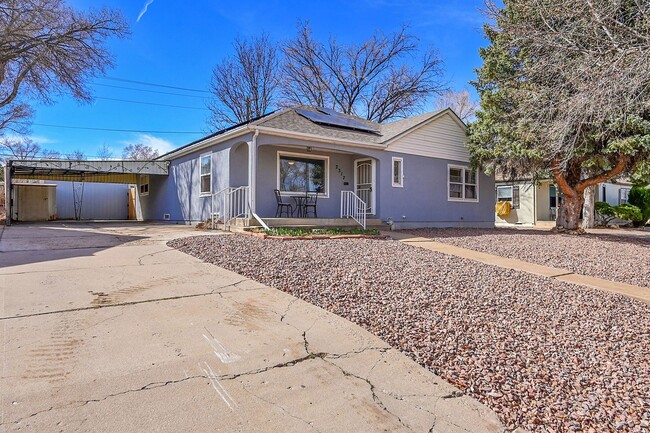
[403, 228, 650, 289]
[168, 234, 650, 433]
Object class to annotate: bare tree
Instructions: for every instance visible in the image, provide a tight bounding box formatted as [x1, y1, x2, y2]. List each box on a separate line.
[67, 150, 87, 160]
[208, 34, 279, 129]
[0, 0, 128, 134]
[122, 143, 159, 160]
[96, 144, 113, 160]
[434, 88, 478, 122]
[41, 149, 61, 159]
[0, 137, 40, 160]
[282, 22, 445, 122]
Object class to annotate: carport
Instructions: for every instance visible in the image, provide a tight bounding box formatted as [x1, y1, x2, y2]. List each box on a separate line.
[4, 158, 169, 225]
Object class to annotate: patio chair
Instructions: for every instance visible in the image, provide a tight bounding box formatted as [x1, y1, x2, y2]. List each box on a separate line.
[274, 189, 294, 217]
[303, 191, 318, 218]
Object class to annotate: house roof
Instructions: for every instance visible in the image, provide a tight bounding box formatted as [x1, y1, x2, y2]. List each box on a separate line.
[161, 105, 460, 159]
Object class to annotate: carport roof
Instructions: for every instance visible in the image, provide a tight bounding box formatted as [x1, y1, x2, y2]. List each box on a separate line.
[8, 159, 169, 184]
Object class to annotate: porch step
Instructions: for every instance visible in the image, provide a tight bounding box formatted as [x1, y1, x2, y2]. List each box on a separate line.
[232, 217, 384, 229]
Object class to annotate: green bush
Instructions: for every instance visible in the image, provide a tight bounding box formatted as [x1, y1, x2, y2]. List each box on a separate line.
[595, 201, 617, 226]
[614, 203, 644, 225]
[628, 187, 650, 226]
[594, 200, 646, 226]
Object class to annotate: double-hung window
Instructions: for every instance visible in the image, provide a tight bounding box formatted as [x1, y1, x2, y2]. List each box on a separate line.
[448, 165, 478, 202]
[200, 154, 212, 195]
[496, 185, 520, 209]
[392, 157, 403, 187]
[278, 152, 328, 196]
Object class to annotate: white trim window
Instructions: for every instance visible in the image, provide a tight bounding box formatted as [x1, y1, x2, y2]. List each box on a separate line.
[496, 185, 520, 209]
[391, 157, 404, 188]
[448, 165, 479, 202]
[277, 151, 329, 197]
[619, 188, 630, 205]
[200, 153, 212, 195]
[139, 175, 149, 196]
[496, 185, 512, 202]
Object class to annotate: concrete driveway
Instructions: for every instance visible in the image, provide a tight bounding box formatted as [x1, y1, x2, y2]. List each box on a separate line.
[0, 222, 504, 433]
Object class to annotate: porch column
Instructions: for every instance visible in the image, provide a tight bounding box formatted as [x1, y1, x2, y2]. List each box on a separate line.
[248, 130, 259, 214]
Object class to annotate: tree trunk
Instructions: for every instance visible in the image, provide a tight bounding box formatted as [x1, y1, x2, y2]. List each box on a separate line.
[582, 185, 595, 228]
[557, 193, 584, 230]
[551, 157, 629, 232]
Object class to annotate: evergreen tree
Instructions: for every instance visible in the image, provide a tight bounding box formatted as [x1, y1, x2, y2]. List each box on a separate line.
[469, 0, 650, 230]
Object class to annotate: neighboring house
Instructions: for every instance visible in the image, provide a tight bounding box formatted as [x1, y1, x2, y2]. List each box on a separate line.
[495, 178, 633, 226]
[137, 106, 496, 229]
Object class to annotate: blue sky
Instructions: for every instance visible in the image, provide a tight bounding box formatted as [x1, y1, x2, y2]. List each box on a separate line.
[18, 0, 488, 158]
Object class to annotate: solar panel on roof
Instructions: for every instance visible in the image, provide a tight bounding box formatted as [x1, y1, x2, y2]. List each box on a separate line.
[316, 107, 343, 117]
[295, 108, 379, 134]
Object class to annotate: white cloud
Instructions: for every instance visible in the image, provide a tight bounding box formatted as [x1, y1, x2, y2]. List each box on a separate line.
[3, 134, 57, 145]
[121, 134, 176, 156]
[137, 0, 155, 22]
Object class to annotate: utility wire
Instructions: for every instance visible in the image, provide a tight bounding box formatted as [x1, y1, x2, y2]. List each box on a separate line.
[93, 83, 209, 99]
[17, 122, 203, 134]
[0, 152, 162, 160]
[103, 76, 211, 94]
[93, 96, 206, 110]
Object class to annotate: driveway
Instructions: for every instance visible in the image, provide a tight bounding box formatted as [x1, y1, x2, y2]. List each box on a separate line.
[0, 222, 503, 433]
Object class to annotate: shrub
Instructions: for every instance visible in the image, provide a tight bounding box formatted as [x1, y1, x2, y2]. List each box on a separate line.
[628, 186, 650, 226]
[594, 201, 646, 227]
[595, 201, 617, 226]
[614, 203, 644, 225]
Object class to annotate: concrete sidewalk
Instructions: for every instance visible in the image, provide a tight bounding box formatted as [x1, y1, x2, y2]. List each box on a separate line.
[0, 222, 504, 433]
[386, 231, 650, 304]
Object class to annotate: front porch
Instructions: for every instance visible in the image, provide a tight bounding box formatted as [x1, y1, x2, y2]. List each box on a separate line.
[213, 140, 385, 230]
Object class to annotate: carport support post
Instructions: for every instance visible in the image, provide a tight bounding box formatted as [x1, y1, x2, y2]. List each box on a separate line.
[5, 160, 12, 226]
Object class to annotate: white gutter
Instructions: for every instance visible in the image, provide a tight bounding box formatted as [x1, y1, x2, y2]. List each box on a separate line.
[163, 124, 385, 162]
[253, 126, 386, 150]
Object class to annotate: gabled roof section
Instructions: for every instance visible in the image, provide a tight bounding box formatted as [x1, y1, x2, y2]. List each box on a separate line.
[160, 106, 467, 159]
[158, 110, 281, 159]
[255, 106, 386, 145]
[381, 108, 466, 145]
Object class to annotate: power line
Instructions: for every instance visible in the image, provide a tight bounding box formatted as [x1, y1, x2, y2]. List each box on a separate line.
[21, 122, 204, 134]
[94, 83, 209, 99]
[103, 76, 211, 94]
[94, 96, 206, 110]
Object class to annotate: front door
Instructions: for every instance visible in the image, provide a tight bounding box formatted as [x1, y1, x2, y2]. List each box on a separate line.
[354, 159, 375, 214]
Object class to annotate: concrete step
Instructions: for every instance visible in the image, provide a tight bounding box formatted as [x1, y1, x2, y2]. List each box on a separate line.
[235, 217, 384, 228]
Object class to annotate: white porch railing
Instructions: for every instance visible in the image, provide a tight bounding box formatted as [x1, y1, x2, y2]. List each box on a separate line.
[341, 191, 367, 229]
[211, 186, 251, 229]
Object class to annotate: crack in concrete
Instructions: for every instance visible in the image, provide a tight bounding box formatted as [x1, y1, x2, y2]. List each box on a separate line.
[3, 375, 206, 426]
[323, 358, 416, 433]
[441, 390, 465, 399]
[0, 278, 252, 321]
[136, 248, 176, 266]
[237, 381, 324, 433]
[279, 297, 299, 322]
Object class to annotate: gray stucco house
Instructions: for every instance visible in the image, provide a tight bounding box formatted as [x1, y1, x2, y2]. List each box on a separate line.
[138, 105, 495, 229]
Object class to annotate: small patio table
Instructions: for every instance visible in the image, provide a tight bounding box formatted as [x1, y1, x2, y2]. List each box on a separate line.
[292, 196, 307, 217]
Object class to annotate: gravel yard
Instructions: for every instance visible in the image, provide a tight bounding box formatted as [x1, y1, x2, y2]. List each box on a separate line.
[169, 234, 650, 432]
[403, 228, 650, 289]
